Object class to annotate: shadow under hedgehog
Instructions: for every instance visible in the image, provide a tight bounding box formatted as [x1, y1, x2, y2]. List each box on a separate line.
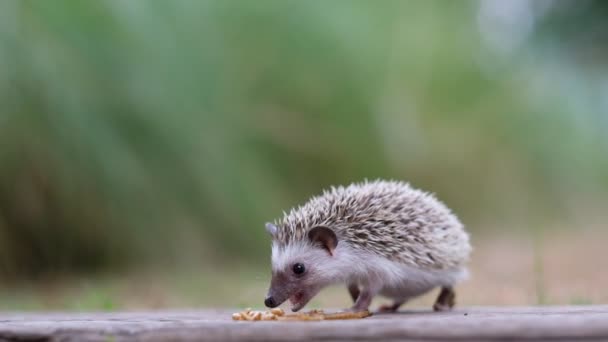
[263, 179, 471, 313]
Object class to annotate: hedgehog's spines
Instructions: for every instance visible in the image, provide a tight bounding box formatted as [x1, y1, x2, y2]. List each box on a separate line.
[270, 180, 471, 270]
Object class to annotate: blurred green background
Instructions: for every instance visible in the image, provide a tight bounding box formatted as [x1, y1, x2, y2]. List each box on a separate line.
[0, 0, 607, 309]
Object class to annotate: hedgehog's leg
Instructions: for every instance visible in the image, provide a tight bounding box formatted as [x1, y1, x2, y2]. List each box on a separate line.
[350, 282, 381, 312]
[347, 283, 360, 302]
[378, 299, 406, 313]
[433, 286, 455, 312]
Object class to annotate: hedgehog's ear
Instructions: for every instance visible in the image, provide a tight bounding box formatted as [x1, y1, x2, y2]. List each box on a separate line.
[308, 226, 338, 256]
[265, 222, 278, 237]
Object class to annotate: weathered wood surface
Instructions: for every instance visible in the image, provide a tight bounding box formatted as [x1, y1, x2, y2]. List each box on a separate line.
[1, 306, 607, 341]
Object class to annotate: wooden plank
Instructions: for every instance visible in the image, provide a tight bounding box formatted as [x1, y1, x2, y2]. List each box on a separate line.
[0, 306, 607, 341]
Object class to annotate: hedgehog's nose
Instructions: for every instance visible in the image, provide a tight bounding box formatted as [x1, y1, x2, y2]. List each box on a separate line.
[264, 296, 277, 308]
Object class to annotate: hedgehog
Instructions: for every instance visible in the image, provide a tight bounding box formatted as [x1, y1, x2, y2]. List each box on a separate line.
[263, 179, 471, 313]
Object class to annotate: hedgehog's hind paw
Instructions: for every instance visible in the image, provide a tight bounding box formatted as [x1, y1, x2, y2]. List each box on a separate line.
[433, 286, 455, 312]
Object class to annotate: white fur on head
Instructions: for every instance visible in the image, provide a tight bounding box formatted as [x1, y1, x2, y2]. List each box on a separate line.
[271, 240, 364, 285]
[272, 241, 322, 274]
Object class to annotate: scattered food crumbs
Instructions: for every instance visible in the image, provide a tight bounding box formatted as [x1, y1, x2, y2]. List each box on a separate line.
[232, 308, 371, 321]
[232, 308, 285, 321]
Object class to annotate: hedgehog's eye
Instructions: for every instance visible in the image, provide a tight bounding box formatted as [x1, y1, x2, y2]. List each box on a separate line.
[292, 263, 305, 275]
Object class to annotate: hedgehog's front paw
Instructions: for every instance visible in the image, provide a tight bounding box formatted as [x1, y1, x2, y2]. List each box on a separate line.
[377, 298, 406, 313]
[378, 304, 399, 313]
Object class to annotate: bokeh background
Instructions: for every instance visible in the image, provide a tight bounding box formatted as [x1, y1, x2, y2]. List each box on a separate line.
[1, 0, 606, 310]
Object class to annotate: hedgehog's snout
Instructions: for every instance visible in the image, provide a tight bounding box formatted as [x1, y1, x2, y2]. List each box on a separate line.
[264, 275, 290, 309]
[264, 296, 277, 308]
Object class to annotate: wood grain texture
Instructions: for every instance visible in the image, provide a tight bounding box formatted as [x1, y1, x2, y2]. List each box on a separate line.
[1, 306, 607, 341]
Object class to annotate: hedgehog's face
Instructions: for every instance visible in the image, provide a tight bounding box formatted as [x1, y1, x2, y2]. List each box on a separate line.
[264, 225, 338, 312]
